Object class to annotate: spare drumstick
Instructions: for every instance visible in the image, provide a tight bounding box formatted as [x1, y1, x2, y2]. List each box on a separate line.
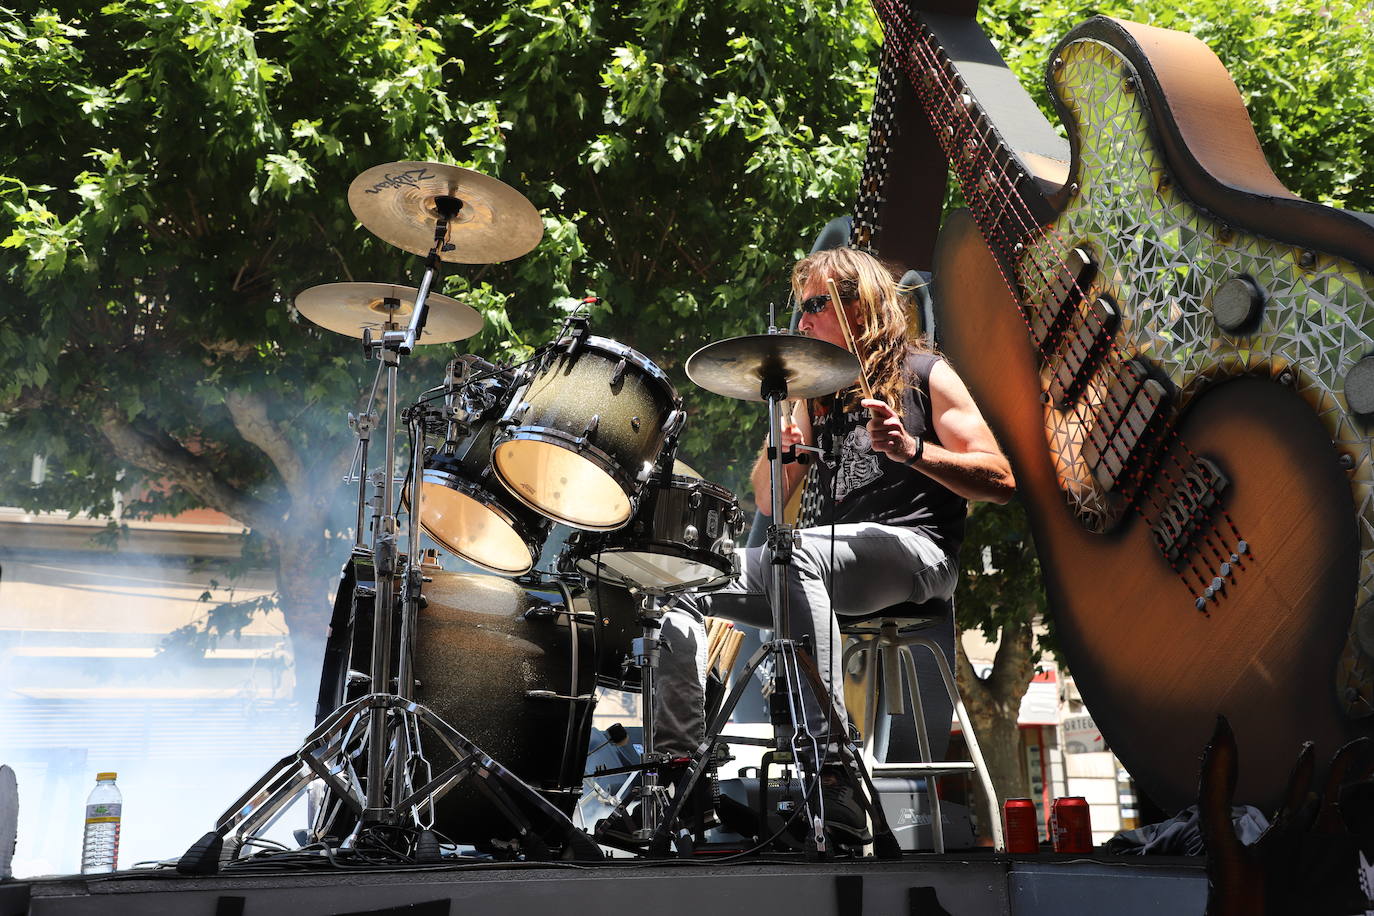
[718, 629, 746, 678]
[706, 619, 733, 672]
[826, 277, 873, 402]
[705, 617, 730, 667]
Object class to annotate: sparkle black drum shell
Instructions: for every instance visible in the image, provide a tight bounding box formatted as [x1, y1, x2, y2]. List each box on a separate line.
[412, 572, 595, 845]
[567, 474, 744, 594]
[406, 375, 553, 575]
[492, 336, 680, 531]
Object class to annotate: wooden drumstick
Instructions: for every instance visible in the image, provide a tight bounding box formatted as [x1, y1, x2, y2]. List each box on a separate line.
[705, 617, 728, 664]
[718, 629, 746, 677]
[707, 620, 733, 672]
[826, 276, 874, 402]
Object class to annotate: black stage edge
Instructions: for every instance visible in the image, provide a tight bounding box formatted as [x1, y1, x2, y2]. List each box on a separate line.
[8, 853, 1206, 915]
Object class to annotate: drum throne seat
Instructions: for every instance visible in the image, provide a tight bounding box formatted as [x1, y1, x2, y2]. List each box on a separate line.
[838, 597, 1004, 851]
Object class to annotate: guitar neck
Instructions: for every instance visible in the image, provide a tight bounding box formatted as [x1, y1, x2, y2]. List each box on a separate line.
[872, 3, 1070, 266]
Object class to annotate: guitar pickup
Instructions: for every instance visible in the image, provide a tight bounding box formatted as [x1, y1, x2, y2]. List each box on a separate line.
[1150, 457, 1230, 564]
[1083, 360, 1169, 496]
[1047, 296, 1119, 409]
[1026, 247, 1095, 352]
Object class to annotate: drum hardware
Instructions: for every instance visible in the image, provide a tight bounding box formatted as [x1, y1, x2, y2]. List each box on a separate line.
[647, 320, 901, 859]
[180, 164, 602, 871]
[630, 594, 673, 842]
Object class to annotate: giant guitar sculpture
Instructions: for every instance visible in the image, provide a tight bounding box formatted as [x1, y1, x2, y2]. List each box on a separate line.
[857, 1, 1374, 810]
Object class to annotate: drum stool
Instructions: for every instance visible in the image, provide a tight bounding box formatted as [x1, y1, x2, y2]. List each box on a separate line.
[839, 599, 1004, 852]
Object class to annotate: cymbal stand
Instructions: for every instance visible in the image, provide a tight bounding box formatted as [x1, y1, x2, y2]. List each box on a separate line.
[647, 330, 901, 859]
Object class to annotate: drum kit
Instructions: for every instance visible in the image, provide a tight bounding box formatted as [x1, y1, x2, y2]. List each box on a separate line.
[182, 161, 900, 870]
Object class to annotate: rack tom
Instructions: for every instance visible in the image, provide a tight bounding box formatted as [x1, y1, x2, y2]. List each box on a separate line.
[409, 370, 551, 575]
[492, 336, 682, 531]
[564, 472, 744, 594]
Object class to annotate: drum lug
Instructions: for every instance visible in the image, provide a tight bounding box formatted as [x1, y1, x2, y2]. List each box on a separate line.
[636, 461, 655, 484]
[581, 414, 600, 440]
[610, 358, 628, 387]
[688, 489, 702, 510]
[664, 409, 686, 438]
[499, 401, 530, 429]
[683, 524, 699, 546]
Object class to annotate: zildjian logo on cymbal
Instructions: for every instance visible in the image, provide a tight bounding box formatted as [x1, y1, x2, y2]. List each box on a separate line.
[365, 167, 434, 194]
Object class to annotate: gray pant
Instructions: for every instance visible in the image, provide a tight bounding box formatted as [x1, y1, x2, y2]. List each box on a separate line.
[653, 522, 958, 757]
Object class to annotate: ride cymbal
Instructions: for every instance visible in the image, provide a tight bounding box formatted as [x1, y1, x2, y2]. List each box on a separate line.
[294, 282, 483, 344]
[347, 161, 543, 263]
[685, 334, 860, 402]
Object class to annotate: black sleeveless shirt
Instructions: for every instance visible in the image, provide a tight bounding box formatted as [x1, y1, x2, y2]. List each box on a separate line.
[803, 351, 967, 556]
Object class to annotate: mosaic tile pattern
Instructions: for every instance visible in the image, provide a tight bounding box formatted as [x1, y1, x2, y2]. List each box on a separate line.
[1031, 37, 1374, 715]
[853, 11, 1374, 716]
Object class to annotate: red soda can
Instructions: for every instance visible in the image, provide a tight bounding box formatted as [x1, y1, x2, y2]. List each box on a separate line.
[1050, 796, 1092, 853]
[1002, 798, 1039, 853]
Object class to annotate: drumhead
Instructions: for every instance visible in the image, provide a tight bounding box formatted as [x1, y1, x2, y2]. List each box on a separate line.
[493, 435, 635, 530]
[419, 470, 538, 574]
[576, 549, 731, 592]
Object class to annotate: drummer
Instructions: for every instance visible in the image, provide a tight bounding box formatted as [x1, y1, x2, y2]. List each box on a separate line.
[657, 246, 1015, 842]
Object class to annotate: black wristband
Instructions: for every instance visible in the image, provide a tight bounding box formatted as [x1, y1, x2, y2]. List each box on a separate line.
[903, 435, 924, 466]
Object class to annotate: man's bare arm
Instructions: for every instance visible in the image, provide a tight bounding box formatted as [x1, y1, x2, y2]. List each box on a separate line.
[863, 361, 1015, 504]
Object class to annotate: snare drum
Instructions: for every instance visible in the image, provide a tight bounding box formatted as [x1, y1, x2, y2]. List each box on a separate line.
[492, 336, 682, 531]
[411, 370, 552, 575]
[565, 473, 744, 594]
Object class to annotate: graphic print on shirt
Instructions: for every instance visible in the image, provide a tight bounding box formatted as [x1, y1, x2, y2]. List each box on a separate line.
[833, 409, 883, 503]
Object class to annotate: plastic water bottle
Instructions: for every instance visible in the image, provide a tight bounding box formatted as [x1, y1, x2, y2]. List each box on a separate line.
[80, 772, 122, 874]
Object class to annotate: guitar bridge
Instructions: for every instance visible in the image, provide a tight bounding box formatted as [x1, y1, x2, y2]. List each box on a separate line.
[1150, 457, 1230, 565]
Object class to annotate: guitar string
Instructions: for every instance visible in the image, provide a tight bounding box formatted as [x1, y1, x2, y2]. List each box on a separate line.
[893, 17, 1251, 585]
[874, 2, 1239, 594]
[877, 4, 1179, 531]
[879, 2, 1170, 514]
[877, 1, 1243, 589]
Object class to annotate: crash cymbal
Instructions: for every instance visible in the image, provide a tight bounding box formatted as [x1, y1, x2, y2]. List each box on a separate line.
[685, 334, 860, 402]
[294, 282, 483, 344]
[347, 161, 543, 263]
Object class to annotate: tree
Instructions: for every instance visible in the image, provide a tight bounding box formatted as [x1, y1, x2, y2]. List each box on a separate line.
[0, 0, 881, 689]
[954, 500, 1046, 805]
[3, 0, 1368, 807]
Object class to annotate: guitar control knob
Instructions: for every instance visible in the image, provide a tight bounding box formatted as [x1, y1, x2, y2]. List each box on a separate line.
[1211, 276, 1263, 333]
[1345, 355, 1374, 416]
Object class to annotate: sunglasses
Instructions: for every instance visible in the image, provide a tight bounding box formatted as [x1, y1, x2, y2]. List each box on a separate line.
[798, 293, 853, 314]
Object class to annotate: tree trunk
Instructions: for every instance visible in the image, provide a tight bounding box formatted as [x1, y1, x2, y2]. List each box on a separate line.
[956, 619, 1038, 839]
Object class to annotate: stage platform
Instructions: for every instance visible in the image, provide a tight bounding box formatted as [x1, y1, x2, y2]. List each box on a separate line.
[3, 853, 1207, 915]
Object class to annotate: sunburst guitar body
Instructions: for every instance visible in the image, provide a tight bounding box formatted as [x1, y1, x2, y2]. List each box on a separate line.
[865, 7, 1374, 810]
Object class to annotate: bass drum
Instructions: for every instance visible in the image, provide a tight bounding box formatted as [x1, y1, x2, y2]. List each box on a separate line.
[411, 571, 596, 846]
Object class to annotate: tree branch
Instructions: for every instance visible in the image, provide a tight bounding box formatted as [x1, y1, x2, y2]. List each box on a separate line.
[223, 390, 309, 499]
[97, 408, 278, 531]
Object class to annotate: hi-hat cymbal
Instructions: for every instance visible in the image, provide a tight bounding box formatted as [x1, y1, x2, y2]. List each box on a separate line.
[294, 282, 483, 344]
[686, 334, 860, 402]
[347, 161, 543, 263]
